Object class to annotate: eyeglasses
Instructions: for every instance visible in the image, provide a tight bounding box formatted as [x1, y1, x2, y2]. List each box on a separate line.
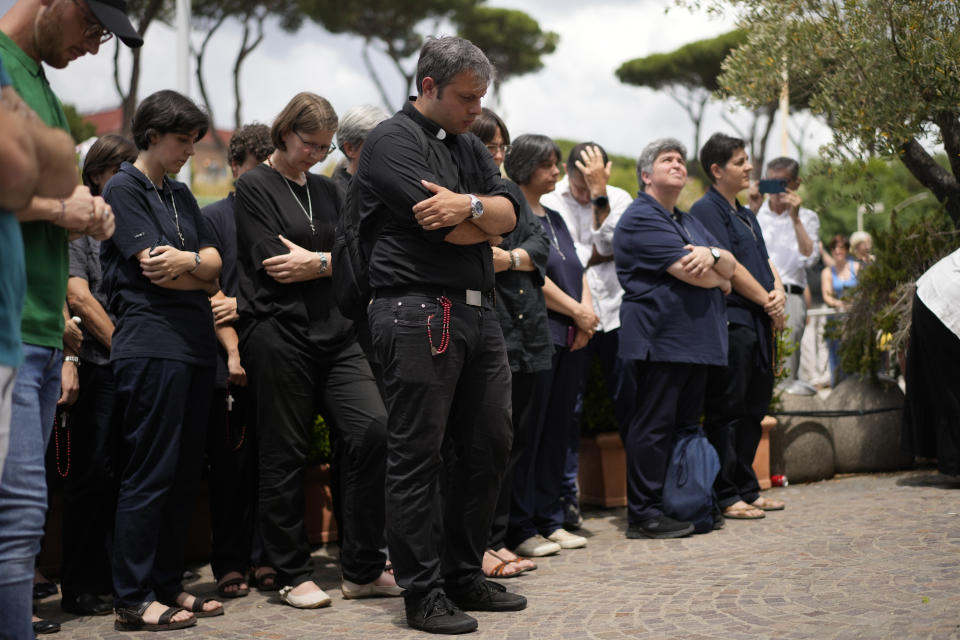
[485, 144, 512, 155]
[294, 130, 336, 157]
[72, 0, 113, 44]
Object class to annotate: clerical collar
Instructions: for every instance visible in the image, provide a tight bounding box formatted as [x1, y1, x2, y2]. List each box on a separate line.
[403, 99, 450, 140]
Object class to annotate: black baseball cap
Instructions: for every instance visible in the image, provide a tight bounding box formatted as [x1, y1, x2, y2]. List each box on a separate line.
[85, 0, 143, 48]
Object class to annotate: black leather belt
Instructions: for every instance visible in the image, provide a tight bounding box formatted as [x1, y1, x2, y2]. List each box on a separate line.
[375, 286, 495, 308]
[784, 284, 804, 295]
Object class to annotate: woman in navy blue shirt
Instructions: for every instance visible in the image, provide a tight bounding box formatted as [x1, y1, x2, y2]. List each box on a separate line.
[613, 138, 735, 540]
[503, 135, 597, 558]
[101, 90, 223, 631]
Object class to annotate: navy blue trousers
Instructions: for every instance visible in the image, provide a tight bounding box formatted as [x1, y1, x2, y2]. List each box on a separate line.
[508, 344, 587, 548]
[111, 358, 214, 607]
[622, 361, 707, 524]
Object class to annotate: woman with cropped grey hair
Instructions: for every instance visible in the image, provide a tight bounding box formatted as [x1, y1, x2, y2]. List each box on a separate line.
[504, 134, 596, 558]
[332, 105, 390, 194]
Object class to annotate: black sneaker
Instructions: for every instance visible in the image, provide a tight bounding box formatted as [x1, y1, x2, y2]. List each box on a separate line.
[626, 516, 695, 539]
[447, 580, 527, 612]
[405, 590, 478, 634]
[562, 499, 583, 531]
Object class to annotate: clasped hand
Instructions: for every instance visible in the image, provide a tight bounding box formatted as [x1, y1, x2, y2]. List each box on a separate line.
[140, 245, 194, 283]
[680, 245, 714, 277]
[262, 234, 321, 283]
[413, 180, 471, 230]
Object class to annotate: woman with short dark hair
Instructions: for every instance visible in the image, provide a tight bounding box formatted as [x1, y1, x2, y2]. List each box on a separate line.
[503, 134, 596, 558]
[822, 233, 859, 386]
[101, 89, 223, 632]
[235, 92, 396, 609]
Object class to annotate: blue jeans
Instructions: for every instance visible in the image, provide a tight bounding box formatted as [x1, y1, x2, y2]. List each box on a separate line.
[0, 345, 62, 639]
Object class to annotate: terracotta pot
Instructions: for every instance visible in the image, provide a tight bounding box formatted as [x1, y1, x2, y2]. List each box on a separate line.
[752, 415, 777, 490]
[578, 432, 627, 507]
[304, 463, 339, 544]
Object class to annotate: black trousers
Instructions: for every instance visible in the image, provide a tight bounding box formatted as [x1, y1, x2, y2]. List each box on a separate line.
[704, 323, 774, 508]
[487, 371, 536, 551]
[622, 361, 707, 524]
[368, 293, 512, 600]
[60, 362, 116, 600]
[206, 384, 259, 579]
[111, 358, 214, 607]
[242, 321, 387, 587]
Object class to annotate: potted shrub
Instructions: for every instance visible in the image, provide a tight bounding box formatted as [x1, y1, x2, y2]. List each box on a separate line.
[577, 354, 627, 507]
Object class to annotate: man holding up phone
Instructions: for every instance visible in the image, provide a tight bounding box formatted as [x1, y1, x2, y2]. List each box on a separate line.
[749, 157, 820, 387]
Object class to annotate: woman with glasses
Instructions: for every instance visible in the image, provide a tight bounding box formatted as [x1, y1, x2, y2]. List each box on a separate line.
[468, 110, 551, 578]
[235, 92, 397, 609]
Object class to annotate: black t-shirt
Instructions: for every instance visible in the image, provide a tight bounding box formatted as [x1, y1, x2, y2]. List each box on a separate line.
[202, 193, 238, 386]
[356, 100, 518, 292]
[100, 162, 219, 365]
[235, 163, 354, 354]
[68, 236, 114, 366]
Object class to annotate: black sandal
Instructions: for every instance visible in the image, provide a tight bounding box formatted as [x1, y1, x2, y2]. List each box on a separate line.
[167, 593, 224, 618]
[216, 573, 250, 599]
[249, 567, 279, 592]
[114, 602, 196, 632]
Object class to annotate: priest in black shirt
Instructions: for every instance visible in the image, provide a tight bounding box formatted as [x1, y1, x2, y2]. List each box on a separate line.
[356, 36, 524, 634]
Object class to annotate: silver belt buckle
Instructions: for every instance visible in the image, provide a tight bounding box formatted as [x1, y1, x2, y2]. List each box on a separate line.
[466, 289, 482, 306]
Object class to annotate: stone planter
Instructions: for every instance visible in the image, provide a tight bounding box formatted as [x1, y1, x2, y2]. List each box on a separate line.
[578, 432, 627, 508]
[752, 416, 777, 490]
[304, 463, 339, 545]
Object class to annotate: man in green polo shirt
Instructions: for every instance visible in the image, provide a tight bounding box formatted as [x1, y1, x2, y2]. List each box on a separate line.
[0, 0, 142, 635]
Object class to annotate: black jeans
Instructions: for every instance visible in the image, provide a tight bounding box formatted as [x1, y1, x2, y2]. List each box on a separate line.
[622, 361, 707, 524]
[60, 362, 116, 600]
[704, 323, 774, 508]
[111, 358, 214, 607]
[242, 322, 387, 587]
[368, 293, 512, 600]
[206, 384, 259, 580]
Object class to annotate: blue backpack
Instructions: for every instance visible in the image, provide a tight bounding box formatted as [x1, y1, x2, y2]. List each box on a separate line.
[662, 426, 720, 533]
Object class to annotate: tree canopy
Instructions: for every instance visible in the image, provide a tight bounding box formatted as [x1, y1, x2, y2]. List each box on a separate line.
[301, 0, 557, 110]
[709, 0, 960, 226]
[616, 29, 746, 155]
[454, 6, 558, 102]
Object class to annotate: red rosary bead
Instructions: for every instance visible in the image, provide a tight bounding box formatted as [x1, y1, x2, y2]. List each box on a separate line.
[427, 296, 453, 356]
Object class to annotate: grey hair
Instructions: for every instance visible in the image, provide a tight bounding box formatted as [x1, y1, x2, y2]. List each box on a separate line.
[766, 156, 800, 180]
[415, 36, 494, 96]
[504, 134, 561, 185]
[336, 104, 390, 149]
[636, 137, 687, 191]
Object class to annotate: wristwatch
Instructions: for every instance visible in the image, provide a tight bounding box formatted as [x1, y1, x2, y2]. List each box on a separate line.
[189, 251, 202, 274]
[591, 195, 609, 208]
[469, 194, 484, 220]
[316, 251, 328, 274]
[510, 250, 521, 270]
[64, 355, 80, 366]
[710, 247, 721, 264]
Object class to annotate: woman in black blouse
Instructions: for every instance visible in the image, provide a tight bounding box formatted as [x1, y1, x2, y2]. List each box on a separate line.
[235, 92, 396, 609]
[468, 110, 552, 578]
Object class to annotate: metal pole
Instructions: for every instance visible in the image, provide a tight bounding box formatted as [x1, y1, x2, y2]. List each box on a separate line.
[780, 63, 790, 156]
[176, 0, 192, 186]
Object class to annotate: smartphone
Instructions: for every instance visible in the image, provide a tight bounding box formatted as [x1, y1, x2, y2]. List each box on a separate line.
[758, 178, 788, 194]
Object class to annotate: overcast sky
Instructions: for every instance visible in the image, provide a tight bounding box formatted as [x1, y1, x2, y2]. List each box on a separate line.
[1, 0, 831, 165]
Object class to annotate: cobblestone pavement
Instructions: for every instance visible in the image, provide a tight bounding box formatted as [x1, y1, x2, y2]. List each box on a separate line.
[39, 470, 960, 639]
